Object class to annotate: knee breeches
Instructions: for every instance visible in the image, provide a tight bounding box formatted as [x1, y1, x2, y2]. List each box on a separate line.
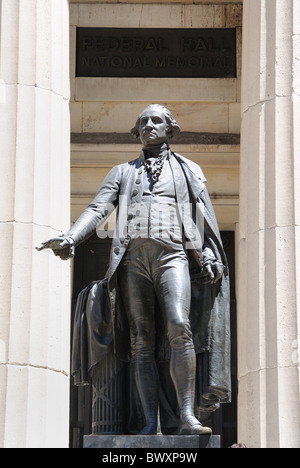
[118, 239, 193, 359]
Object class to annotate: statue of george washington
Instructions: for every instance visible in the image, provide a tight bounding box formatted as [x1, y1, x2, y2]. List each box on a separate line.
[37, 105, 231, 436]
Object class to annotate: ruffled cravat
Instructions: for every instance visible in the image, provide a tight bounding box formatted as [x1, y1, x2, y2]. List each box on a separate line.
[143, 143, 169, 186]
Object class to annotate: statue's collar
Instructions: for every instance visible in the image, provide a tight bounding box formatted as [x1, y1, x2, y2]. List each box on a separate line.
[140, 142, 170, 161]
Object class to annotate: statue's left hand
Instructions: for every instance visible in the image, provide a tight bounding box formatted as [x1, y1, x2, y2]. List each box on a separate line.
[36, 236, 75, 260]
[203, 260, 224, 284]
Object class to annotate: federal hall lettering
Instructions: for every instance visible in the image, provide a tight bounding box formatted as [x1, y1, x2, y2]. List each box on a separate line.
[76, 28, 237, 77]
[1, 0, 300, 450]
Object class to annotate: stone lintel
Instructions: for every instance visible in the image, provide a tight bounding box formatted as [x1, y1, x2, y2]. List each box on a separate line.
[71, 132, 240, 146]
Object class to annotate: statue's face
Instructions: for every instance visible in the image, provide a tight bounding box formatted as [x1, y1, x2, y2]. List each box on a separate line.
[138, 107, 169, 147]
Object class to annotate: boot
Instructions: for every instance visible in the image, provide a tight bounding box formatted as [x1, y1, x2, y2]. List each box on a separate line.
[170, 339, 212, 435]
[133, 357, 159, 435]
[178, 415, 212, 435]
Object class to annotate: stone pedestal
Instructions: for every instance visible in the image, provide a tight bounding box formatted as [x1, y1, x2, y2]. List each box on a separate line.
[83, 434, 220, 449]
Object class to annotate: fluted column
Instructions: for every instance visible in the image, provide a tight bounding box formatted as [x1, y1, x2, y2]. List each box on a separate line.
[0, 0, 71, 448]
[238, 0, 300, 448]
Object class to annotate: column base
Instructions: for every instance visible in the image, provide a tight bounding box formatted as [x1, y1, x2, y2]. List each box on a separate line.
[83, 434, 220, 449]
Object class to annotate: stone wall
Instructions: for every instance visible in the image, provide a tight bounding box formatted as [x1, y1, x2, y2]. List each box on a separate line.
[69, 1, 242, 232]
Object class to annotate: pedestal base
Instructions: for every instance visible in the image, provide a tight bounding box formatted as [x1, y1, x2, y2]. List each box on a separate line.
[83, 434, 220, 449]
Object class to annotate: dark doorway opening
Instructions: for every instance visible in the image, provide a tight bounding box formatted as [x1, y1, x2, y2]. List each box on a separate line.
[69, 232, 237, 448]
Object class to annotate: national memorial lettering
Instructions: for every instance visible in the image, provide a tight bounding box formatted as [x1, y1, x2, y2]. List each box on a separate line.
[76, 28, 236, 78]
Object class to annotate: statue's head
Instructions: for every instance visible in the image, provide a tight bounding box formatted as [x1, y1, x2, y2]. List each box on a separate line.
[131, 104, 181, 147]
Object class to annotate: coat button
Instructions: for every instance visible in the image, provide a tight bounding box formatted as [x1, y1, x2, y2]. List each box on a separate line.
[136, 179, 141, 184]
[132, 189, 138, 196]
[114, 247, 120, 255]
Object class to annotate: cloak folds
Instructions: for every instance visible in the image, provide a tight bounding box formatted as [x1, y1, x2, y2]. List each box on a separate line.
[71, 152, 231, 427]
[71, 279, 113, 386]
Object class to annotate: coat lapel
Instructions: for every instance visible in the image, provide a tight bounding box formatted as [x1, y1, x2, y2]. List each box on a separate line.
[173, 153, 206, 200]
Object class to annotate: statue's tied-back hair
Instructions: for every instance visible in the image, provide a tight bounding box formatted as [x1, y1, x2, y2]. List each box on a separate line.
[131, 104, 181, 140]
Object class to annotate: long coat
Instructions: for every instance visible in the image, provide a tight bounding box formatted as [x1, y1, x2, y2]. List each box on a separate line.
[68, 151, 231, 416]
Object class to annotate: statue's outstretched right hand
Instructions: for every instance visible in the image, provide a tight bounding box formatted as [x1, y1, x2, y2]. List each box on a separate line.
[36, 237, 70, 251]
[36, 236, 75, 260]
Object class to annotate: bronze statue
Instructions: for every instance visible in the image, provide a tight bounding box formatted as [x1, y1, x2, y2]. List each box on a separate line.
[37, 105, 231, 436]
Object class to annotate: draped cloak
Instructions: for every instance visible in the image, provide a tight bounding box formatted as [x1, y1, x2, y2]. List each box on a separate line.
[71, 151, 231, 428]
